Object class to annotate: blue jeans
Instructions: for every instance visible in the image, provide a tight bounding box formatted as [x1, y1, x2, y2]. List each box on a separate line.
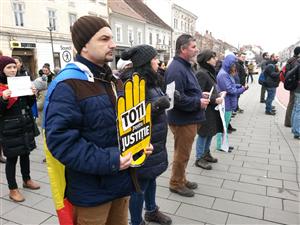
[129, 178, 157, 225]
[291, 92, 300, 136]
[265, 88, 276, 112]
[196, 135, 212, 159]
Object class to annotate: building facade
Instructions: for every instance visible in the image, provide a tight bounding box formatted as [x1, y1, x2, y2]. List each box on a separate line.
[108, 0, 146, 68]
[279, 40, 300, 62]
[143, 0, 197, 58]
[171, 4, 197, 56]
[0, 0, 108, 76]
[124, 0, 172, 63]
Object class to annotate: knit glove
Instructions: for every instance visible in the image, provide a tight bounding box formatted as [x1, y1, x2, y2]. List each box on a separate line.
[152, 95, 170, 112]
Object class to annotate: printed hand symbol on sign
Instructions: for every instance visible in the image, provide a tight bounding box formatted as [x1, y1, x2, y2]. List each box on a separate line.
[117, 73, 151, 167]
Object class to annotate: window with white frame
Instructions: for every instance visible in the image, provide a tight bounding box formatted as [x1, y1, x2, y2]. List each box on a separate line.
[116, 24, 122, 42]
[137, 30, 142, 44]
[48, 9, 57, 30]
[173, 18, 178, 29]
[128, 27, 133, 45]
[149, 32, 152, 45]
[69, 13, 77, 27]
[12, 1, 24, 27]
[156, 33, 160, 44]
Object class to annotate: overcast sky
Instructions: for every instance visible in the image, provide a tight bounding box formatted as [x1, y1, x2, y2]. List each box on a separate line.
[173, 0, 300, 53]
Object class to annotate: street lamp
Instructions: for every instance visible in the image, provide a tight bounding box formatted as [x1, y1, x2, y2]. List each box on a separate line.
[47, 25, 55, 67]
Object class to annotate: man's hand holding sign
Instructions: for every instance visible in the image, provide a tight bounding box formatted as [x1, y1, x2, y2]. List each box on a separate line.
[117, 73, 153, 168]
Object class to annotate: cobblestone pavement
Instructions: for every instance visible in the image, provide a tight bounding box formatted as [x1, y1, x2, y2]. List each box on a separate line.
[1, 78, 299, 225]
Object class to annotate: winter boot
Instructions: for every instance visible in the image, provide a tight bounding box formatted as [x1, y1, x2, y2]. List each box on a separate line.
[203, 151, 218, 163]
[195, 158, 212, 170]
[144, 207, 172, 225]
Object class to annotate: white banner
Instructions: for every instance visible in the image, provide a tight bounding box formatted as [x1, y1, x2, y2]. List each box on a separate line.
[215, 94, 229, 152]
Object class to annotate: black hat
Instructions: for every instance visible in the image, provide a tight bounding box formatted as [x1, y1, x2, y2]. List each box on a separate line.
[71, 16, 110, 54]
[197, 50, 216, 64]
[121, 45, 157, 67]
[294, 46, 300, 56]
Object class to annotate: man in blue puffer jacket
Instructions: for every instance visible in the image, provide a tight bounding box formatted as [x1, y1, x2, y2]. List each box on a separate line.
[44, 16, 152, 225]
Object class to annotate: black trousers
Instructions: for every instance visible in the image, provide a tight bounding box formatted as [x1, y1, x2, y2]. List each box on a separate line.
[247, 73, 253, 83]
[6, 154, 31, 190]
[284, 91, 295, 127]
[260, 86, 266, 102]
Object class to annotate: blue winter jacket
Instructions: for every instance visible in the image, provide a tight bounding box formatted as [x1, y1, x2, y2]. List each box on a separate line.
[217, 54, 245, 111]
[165, 56, 205, 125]
[44, 61, 133, 207]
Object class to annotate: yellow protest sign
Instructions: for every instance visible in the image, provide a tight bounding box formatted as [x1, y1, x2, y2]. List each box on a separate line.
[117, 73, 151, 167]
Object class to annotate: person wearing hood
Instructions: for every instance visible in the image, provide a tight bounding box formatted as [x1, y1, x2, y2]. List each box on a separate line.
[0, 56, 40, 202]
[216, 54, 248, 152]
[264, 64, 279, 115]
[195, 50, 224, 169]
[121, 44, 172, 225]
[116, 58, 133, 81]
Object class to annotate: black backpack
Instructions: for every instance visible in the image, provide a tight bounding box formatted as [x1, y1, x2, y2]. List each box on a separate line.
[284, 65, 299, 91]
[280, 57, 298, 81]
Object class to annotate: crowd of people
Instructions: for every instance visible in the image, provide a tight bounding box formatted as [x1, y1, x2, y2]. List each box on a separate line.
[258, 47, 300, 139]
[0, 15, 299, 225]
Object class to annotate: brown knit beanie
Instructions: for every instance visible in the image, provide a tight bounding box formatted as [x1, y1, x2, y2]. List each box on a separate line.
[71, 16, 110, 54]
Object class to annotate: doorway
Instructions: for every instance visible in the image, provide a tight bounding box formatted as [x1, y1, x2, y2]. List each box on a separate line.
[12, 48, 37, 79]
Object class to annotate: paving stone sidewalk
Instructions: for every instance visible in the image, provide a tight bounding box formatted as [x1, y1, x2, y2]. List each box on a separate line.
[1, 78, 299, 225]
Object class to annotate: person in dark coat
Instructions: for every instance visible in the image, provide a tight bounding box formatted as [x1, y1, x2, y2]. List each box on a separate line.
[121, 45, 171, 225]
[195, 50, 224, 170]
[0, 56, 40, 203]
[264, 64, 280, 115]
[235, 52, 247, 113]
[284, 46, 300, 127]
[165, 34, 209, 198]
[259, 52, 270, 103]
[236, 52, 247, 86]
[13, 56, 34, 80]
